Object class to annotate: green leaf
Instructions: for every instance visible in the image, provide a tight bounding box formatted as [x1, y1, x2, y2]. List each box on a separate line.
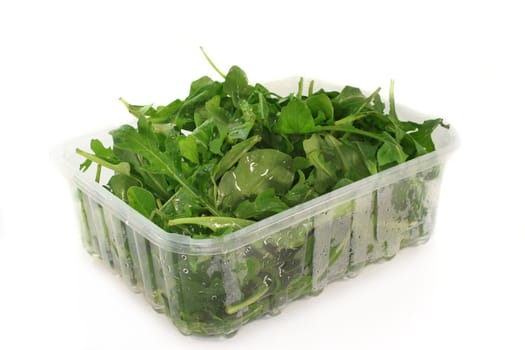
[401, 118, 445, 153]
[303, 134, 337, 193]
[323, 134, 371, 181]
[76, 148, 130, 176]
[213, 135, 262, 180]
[127, 186, 156, 217]
[354, 141, 379, 174]
[178, 135, 199, 164]
[224, 65, 251, 107]
[190, 76, 214, 96]
[331, 85, 367, 117]
[153, 99, 183, 123]
[283, 170, 318, 206]
[377, 133, 408, 167]
[90, 139, 119, 163]
[306, 93, 334, 125]
[276, 97, 316, 134]
[108, 174, 142, 201]
[234, 189, 289, 220]
[217, 149, 294, 210]
[119, 98, 157, 119]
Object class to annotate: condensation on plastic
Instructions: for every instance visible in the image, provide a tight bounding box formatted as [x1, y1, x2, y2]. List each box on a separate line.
[54, 78, 458, 336]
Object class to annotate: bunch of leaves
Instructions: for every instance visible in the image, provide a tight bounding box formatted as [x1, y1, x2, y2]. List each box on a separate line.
[77, 55, 448, 238]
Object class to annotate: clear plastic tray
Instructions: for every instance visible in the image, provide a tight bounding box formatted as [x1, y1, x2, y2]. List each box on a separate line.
[54, 78, 458, 336]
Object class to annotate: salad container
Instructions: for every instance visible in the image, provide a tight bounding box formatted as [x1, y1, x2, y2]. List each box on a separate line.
[54, 78, 457, 336]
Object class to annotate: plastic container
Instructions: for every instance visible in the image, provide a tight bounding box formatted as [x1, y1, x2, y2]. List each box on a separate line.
[54, 78, 458, 336]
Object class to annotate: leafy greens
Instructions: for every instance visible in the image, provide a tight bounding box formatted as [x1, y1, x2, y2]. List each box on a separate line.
[77, 59, 447, 238]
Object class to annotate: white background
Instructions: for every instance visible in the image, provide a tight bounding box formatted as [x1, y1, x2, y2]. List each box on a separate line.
[1, 1, 524, 349]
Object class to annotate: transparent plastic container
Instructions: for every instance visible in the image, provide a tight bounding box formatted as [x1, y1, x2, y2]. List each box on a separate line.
[54, 78, 458, 336]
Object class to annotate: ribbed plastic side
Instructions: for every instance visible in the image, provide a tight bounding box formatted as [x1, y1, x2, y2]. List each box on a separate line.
[73, 165, 444, 336]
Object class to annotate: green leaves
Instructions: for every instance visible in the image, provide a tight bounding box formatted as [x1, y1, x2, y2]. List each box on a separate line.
[110, 121, 220, 216]
[78, 62, 447, 238]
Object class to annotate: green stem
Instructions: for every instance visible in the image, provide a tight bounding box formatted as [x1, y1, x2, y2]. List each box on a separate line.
[76, 148, 131, 176]
[334, 113, 368, 126]
[168, 216, 254, 232]
[355, 87, 381, 114]
[200, 47, 226, 79]
[388, 80, 397, 120]
[95, 164, 102, 183]
[319, 125, 385, 142]
[225, 284, 270, 315]
[297, 77, 304, 99]
[308, 80, 314, 96]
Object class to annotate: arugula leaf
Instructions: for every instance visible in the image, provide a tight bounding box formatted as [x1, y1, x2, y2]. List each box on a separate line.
[217, 149, 294, 210]
[377, 132, 409, 167]
[331, 85, 367, 117]
[127, 186, 156, 218]
[76, 148, 130, 176]
[119, 98, 157, 119]
[213, 135, 261, 180]
[306, 93, 334, 125]
[234, 189, 289, 220]
[275, 97, 316, 134]
[107, 174, 142, 201]
[178, 135, 199, 164]
[224, 65, 251, 107]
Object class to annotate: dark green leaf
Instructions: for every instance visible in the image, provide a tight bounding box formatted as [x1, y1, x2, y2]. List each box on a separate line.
[331, 85, 367, 117]
[234, 189, 289, 220]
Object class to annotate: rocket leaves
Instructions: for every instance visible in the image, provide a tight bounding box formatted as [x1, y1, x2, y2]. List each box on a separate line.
[77, 60, 448, 237]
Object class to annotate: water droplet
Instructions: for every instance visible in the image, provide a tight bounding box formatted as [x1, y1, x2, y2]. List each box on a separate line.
[263, 275, 272, 286]
[182, 268, 189, 274]
[181, 255, 187, 260]
[263, 238, 273, 246]
[211, 295, 217, 301]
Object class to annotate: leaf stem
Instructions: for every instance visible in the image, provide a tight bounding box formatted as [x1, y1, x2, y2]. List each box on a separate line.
[319, 125, 385, 142]
[225, 284, 270, 315]
[308, 80, 314, 96]
[76, 148, 131, 176]
[297, 77, 304, 99]
[200, 47, 226, 79]
[95, 164, 102, 183]
[168, 216, 254, 231]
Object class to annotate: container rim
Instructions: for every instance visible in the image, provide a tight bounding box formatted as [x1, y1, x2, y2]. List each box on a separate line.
[52, 77, 459, 255]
